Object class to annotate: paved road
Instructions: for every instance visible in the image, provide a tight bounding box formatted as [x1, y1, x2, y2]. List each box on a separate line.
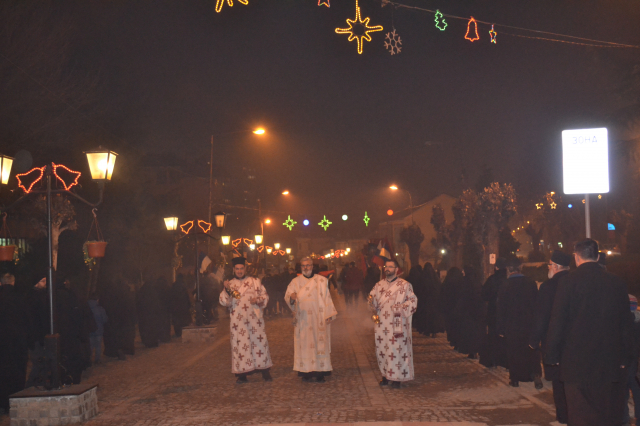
[3, 292, 562, 426]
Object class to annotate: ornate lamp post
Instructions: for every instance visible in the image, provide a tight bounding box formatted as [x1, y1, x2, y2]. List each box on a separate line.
[390, 185, 414, 223]
[164, 217, 180, 281]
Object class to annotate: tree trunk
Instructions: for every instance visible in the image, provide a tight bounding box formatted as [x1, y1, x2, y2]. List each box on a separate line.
[51, 226, 60, 271]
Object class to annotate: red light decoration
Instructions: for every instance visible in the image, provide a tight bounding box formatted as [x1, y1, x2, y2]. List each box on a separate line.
[232, 239, 242, 248]
[273, 250, 278, 256]
[198, 220, 212, 233]
[243, 238, 254, 247]
[257, 246, 264, 252]
[387, 209, 394, 216]
[318, 0, 329, 6]
[465, 16, 480, 42]
[180, 221, 194, 234]
[266, 246, 272, 251]
[279, 250, 285, 255]
[16, 166, 46, 194]
[52, 163, 81, 191]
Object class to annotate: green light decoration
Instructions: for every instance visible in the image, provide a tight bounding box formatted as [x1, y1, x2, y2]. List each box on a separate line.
[435, 10, 447, 31]
[283, 215, 297, 231]
[318, 215, 332, 231]
[363, 212, 370, 226]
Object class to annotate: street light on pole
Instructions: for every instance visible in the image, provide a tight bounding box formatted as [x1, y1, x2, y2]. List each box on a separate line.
[390, 185, 414, 223]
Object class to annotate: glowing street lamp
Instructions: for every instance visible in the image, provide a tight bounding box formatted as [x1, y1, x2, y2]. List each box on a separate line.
[286, 248, 291, 254]
[265, 218, 271, 224]
[84, 147, 118, 182]
[255, 234, 263, 245]
[250, 244, 255, 250]
[282, 190, 290, 195]
[266, 247, 272, 254]
[253, 128, 266, 135]
[164, 217, 179, 231]
[221, 236, 231, 245]
[274, 243, 281, 250]
[389, 184, 414, 223]
[0, 154, 13, 185]
[213, 211, 227, 230]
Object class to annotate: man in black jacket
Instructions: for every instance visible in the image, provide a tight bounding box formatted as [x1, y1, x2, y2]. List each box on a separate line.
[529, 250, 571, 424]
[545, 239, 633, 426]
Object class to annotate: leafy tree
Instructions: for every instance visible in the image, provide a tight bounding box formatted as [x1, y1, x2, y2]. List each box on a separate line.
[31, 194, 78, 271]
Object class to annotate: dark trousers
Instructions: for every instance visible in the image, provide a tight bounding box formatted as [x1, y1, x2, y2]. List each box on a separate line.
[544, 364, 568, 423]
[564, 381, 626, 426]
[344, 290, 360, 307]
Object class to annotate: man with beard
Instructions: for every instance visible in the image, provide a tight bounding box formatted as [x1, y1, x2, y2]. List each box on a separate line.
[285, 257, 337, 382]
[497, 257, 541, 388]
[220, 257, 272, 383]
[546, 239, 632, 426]
[368, 259, 418, 388]
[529, 250, 571, 424]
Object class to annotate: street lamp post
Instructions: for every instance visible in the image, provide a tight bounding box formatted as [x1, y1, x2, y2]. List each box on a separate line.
[1, 147, 118, 390]
[390, 185, 414, 223]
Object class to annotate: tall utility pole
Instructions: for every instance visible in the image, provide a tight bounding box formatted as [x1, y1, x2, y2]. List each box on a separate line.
[208, 135, 214, 258]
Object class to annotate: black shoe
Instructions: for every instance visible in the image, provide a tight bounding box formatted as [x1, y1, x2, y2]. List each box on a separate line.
[302, 373, 312, 382]
[379, 377, 389, 386]
[534, 376, 543, 390]
[262, 371, 272, 382]
[315, 375, 325, 383]
[509, 380, 519, 387]
[390, 381, 401, 389]
[236, 375, 248, 384]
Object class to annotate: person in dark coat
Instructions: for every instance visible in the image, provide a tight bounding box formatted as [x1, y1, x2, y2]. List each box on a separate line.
[363, 265, 380, 296]
[137, 278, 165, 347]
[440, 267, 464, 349]
[407, 265, 426, 334]
[454, 266, 485, 358]
[26, 277, 49, 387]
[102, 277, 136, 359]
[480, 258, 508, 368]
[545, 239, 633, 426]
[623, 295, 640, 425]
[528, 250, 571, 423]
[422, 262, 445, 336]
[157, 277, 172, 342]
[0, 271, 31, 411]
[169, 274, 192, 337]
[497, 257, 541, 387]
[343, 262, 364, 307]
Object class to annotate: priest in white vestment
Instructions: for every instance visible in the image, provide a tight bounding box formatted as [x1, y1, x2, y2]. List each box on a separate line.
[368, 259, 418, 388]
[285, 257, 337, 382]
[220, 257, 273, 383]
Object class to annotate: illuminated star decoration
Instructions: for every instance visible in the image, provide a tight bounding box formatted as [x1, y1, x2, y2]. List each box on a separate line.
[318, 215, 332, 231]
[335, 0, 383, 55]
[215, 0, 248, 13]
[434, 10, 447, 31]
[465, 16, 480, 42]
[535, 203, 542, 210]
[550, 202, 557, 209]
[180, 221, 194, 234]
[489, 24, 497, 44]
[198, 220, 212, 233]
[363, 212, 370, 226]
[318, 0, 330, 7]
[52, 164, 81, 191]
[283, 215, 297, 231]
[16, 166, 46, 194]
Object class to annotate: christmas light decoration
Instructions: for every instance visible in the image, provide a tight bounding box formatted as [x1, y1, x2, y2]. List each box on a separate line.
[257, 246, 264, 252]
[363, 212, 370, 226]
[434, 10, 447, 31]
[279, 250, 285, 256]
[232, 239, 242, 248]
[198, 220, 212, 233]
[243, 238, 254, 247]
[598, 194, 602, 199]
[318, 215, 332, 231]
[550, 202, 557, 209]
[180, 221, 194, 235]
[16, 166, 46, 194]
[215, 0, 248, 13]
[489, 24, 497, 43]
[52, 164, 81, 191]
[536, 203, 542, 210]
[303, 219, 310, 226]
[465, 17, 480, 42]
[318, 0, 330, 7]
[387, 209, 394, 216]
[335, 0, 383, 55]
[283, 215, 297, 231]
[384, 30, 402, 55]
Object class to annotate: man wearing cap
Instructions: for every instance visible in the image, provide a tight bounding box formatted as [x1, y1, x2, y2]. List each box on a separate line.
[529, 250, 571, 424]
[285, 257, 337, 382]
[497, 256, 541, 388]
[220, 257, 273, 383]
[546, 239, 633, 426]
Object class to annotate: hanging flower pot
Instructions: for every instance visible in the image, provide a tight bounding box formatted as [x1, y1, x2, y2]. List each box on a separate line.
[0, 245, 15, 261]
[85, 241, 108, 258]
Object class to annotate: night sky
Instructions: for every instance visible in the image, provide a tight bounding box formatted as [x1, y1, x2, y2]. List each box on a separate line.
[10, 0, 640, 222]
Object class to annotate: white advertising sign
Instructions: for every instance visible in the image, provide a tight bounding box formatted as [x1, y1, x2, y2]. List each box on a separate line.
[562, 127, 609, 195]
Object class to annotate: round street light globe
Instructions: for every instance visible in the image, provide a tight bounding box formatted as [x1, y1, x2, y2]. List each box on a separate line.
[303, 219, 309, 226]
[568, 204, 573, 208]
[282, 190, 289, 195]
[253, 128, 266, 135]
[387, 209, 394, 216]
[265, 219, 271, 224]
[342, 215, 348, 221]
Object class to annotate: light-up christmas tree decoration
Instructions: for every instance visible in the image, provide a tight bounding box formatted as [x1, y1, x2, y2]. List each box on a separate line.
[318, 215, 332, 231]
[434, 10, 447, 31]
[384, 30, 402, 55]
[335, 0, 383, 54]
[489, 24, 497, 43]
[215, 0, 248, 13]
[465, 16, 480, 42]
[318, 0, 330, 7]
[363, 212, 370, 226]
[283, 215, 297, 231]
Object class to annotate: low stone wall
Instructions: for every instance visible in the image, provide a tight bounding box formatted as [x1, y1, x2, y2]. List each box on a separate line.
[10, 383, 98, 425]
[182, 324, 217, 343]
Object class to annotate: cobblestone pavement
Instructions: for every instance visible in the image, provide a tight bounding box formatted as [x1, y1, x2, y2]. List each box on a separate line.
[2, 292, 562, 426]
